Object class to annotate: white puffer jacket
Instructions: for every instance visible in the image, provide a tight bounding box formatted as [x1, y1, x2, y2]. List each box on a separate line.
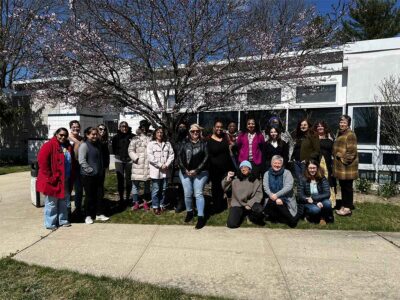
[128, 132, 151, 181]
[147, 141, 175, 179]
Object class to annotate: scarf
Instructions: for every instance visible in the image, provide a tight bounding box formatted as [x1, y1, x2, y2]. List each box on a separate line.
[268, 167, 284, 194]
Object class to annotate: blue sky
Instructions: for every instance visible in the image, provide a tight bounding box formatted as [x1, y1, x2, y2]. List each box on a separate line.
[310, 0, 350, 14]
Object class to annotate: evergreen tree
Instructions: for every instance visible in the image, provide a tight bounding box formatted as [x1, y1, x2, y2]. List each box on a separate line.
[340, 0, 400, 42]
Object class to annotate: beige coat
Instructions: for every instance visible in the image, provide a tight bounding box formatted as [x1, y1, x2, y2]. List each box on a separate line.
[147, 141, 175, 179]
[128, 133, 151, 181]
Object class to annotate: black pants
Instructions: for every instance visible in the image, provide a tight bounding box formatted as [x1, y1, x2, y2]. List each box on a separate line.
[264, 200, 297, 228]
[227, 205, 264, 228]
[210, 170, 227, 213]
[82, 175, 104, 218]
[339, 179, 354, 209]
[115, 162, 132, 202]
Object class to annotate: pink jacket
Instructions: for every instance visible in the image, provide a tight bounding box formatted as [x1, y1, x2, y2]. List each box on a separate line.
[236, 132, 265, 165]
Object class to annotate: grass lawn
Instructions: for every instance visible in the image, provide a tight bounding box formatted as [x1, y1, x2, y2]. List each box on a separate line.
[0, 165, 30, 175]
[105, 171, 400, 232]
[0, 258, 224, 300]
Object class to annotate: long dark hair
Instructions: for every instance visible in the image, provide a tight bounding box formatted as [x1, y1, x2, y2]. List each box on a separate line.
[83, 127, 98, 141]
[152, 127, 167, 142]
[295, 118, 314, 139]
[304, 160, 325, 182]
[313, 120, 332, 139]
[266, 126, 284, 147]
[53, 127, 68, 137]
[97, 124, 109, 143]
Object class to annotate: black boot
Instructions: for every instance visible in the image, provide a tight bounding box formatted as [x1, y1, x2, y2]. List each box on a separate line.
[175, 198, 185, 213]
[184, 211, 194, 223]
[195, 216, 206, 229]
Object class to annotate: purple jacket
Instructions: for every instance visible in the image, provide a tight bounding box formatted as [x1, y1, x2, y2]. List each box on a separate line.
[236, 131, 265, 165]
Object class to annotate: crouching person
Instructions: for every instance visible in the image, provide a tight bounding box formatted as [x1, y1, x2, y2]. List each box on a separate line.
[223, 160, 264, 229]
[263, 155, 298, 228]
[298, 160, 334, 225]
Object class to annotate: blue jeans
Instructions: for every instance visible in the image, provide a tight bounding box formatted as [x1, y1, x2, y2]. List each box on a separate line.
[305, 199, 332, 218]
[131, 180, 151, 203]
[44, 189, 70, 229]
[179, 170, 208, 217]
[294, 161, 306, 183]
[73, 172, 83, 211]
[151, 178, 168, 208]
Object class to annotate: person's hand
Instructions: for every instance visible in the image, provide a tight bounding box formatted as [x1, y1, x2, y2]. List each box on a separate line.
[317, 202, 323, 208]
[227, 171, 235, 181]
[276, 199, 283, 205]
[161, 164, 168, 171]
[185, 169, 191, 176]
[307, 197, 313, 204]
[270, 194, 278, 201]
[189, 170, 197, 176]
[245, 205, 251, 210]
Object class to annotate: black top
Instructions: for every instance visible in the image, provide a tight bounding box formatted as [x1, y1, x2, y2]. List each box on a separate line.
[179, 139, 208, 173]
[111, 131, 134, 162]
[207, 137, 234, 175]
[100, 141, 110, 169]
[264, 140, 289, 169]
[319, 137, 334, 182]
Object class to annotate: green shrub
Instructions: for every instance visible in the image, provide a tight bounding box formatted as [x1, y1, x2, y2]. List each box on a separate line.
[378, 182, 398, 198]
[355, 178, 372, 194]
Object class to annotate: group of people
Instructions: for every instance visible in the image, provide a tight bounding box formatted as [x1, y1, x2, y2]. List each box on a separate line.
[36, 114, 358, 230]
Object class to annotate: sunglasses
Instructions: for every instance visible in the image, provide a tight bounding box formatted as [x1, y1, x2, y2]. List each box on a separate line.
[58, 134, 68, 137]
[98, 127, 105, 131]
[190, 130, 200, 133]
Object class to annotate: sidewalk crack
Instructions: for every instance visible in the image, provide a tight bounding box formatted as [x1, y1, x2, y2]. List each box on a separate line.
[126, 225, 160, 277]
[9, 229, 57, 258]
[375, 232, 400, 250]
[264, 232, 294, 300]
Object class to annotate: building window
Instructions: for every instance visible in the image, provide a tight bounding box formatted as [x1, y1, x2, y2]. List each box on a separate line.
[359, 170, 376, 181]
[353, 107, 378, 145]
[359, 152, 373, 164]
[382, 153, 400, 165]
[199, 111, 238, 131]
[288, 108, 342, 133]
[240, 110, 286, 132]
[247, 88, 281, 105]
[167, 95, 175, 109]
[296, 85, 336, 103]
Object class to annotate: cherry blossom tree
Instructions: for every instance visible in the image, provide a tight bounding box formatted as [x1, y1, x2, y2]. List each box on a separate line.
[38, 0, 343, 135]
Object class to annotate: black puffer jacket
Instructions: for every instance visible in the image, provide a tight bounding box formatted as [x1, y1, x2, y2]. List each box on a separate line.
[297, 176, 330, 204]
[178, 139, 208, 174]
[111, 130, 135, 162]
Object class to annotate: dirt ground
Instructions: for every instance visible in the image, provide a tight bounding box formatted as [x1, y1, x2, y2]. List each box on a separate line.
[353, 192, 400, 206]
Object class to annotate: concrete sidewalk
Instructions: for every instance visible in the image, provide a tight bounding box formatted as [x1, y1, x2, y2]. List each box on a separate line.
[1, 172, 400, 299]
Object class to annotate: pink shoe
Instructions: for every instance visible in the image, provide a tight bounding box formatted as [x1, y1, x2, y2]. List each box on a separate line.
[132, 202, 140, 211]
[143, 201, 150, 211]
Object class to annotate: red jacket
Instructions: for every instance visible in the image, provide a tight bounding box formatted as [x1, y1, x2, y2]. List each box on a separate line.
[37, 137, 76, 199]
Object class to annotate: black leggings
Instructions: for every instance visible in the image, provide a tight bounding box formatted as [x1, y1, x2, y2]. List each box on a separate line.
[115, 162, 132, 201]
[264, 200, 298, 228]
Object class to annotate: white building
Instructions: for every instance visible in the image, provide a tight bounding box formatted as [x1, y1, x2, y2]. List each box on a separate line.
[9, 37, 400, 182]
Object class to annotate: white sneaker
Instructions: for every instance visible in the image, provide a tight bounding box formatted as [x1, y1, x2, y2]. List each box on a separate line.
[96, 215, 110, 221]
[85, 216, 94, 224]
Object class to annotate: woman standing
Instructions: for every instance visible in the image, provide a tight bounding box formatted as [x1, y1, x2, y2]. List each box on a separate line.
[147, 127, 175, 215]
[236, 118, 265, 179]
[97, 124, 110, 206]
[222, 161, 264, 228]
[79, 127, 109, 224]
[298, 160, 334, 225]
[313, 120, 336, 203]
[263, 155, 298, 228]
[207, 120, 235, 213]
[37, 128, 76, 229]
[112, 121, 134, 209]
[264, 127, 289, 170]
[128, 120, 152, 211]
[291, 118, 320, 182]
[178, 124, 209, 229]
[333, 115, 358, 216]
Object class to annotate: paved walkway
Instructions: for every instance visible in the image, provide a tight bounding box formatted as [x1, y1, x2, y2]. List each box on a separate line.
[1, 172, 400, 300]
